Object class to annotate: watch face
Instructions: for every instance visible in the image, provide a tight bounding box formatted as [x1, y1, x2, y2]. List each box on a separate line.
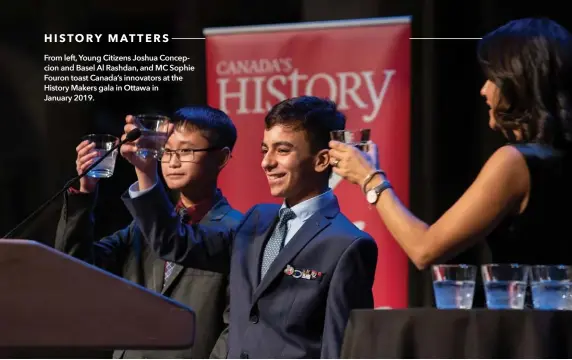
[366, 189, 377, 204]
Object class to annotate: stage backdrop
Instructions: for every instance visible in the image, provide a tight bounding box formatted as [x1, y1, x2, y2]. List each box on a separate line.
[204, 17, 411, 308]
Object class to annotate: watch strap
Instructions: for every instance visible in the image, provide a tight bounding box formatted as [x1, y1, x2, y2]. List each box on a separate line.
[368, 180, 392, 204]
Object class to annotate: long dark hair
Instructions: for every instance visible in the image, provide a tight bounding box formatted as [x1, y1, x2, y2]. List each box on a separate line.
[478, 18, 572, 148]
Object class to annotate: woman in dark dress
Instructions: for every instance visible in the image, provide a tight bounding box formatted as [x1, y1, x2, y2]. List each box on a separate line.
[328, 18, 572, 271]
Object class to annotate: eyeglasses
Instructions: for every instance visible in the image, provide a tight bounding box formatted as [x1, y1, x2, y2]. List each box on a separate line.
[159, 147, 219, 163]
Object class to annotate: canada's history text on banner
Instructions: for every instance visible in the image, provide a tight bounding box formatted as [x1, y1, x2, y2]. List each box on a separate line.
[204, 17, 411, 308]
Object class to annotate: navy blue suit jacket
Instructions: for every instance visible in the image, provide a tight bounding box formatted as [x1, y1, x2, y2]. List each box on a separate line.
[123, 184, 378, 359]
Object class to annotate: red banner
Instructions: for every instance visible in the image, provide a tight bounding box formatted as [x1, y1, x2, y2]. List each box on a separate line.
[204, 17, 411, 308]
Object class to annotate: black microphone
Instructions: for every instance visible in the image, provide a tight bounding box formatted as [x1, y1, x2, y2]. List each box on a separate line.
[2, 128, 142, 239]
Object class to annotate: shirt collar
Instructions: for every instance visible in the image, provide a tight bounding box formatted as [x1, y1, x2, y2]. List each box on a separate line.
[281, 189, 335, 222]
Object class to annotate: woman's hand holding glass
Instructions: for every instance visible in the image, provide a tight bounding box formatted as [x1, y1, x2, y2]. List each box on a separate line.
[328, 139, 381, 188]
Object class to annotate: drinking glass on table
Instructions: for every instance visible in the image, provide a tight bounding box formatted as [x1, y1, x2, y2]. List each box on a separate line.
[431, 264, 477, 309]
[481, 264, 530, 309]
[80, 134, 119, 178]
[531, 265, 572, 310]
[133, 114, 170, 159]
[330, 129, 371, 151]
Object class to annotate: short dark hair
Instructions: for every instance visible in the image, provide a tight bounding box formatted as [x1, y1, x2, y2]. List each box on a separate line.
[264, 96, 346, 153]
[477, 17, 572, 147]
[172, 105, 237, 151]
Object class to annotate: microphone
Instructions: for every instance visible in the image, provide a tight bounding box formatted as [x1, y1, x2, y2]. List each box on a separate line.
[123, 128, 143, 142]
[2, 128, 142, 239]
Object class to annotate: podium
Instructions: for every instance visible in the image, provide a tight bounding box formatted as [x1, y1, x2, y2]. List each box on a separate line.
[0, 239, 195, 353]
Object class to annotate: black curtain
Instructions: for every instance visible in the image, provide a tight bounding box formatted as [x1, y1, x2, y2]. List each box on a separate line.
[2, 1, 572, 329]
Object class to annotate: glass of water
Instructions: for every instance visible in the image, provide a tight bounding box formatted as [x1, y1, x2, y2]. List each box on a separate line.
[133, 114, 170, 159]
[481, 264, 529, 309]
[432, 264, 477, 309]
[80, 134, 119, 178]
[330, 129, 371, 151]
[531, 265, 572, 310]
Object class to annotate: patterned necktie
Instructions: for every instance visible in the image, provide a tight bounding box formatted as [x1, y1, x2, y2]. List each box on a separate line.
[164, 261, 176, 286]
[163, 207, 190, 288]
[260, 208, 296, 280]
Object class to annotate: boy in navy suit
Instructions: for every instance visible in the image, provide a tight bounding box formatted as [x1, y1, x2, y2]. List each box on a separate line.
[121, 96, 378, 358]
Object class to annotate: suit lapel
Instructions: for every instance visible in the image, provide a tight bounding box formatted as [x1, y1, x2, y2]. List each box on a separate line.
[252, 212, 332, 304]
[132, 225, 164, 292]
[160, 191, 232, 294]
[248, 207, 280, 288]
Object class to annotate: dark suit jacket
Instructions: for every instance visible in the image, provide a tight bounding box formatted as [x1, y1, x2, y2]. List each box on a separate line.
[55, 187, 243, 359]
[123, 184, 378, 359]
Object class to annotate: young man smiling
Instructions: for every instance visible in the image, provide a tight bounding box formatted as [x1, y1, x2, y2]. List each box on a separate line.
[121, 96, 378, 358]
[55, 105, 243, 359]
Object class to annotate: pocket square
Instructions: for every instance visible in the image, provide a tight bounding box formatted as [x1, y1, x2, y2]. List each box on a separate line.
[284, 264, 323, 280]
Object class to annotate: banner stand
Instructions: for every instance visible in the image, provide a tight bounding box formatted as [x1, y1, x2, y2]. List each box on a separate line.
[204, 16, 411, 308]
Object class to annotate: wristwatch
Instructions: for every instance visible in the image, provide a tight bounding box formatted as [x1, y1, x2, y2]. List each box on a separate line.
[366, 180, 392, 204]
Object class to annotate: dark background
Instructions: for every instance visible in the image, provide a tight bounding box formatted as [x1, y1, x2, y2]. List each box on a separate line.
[1, 0, 570, 328]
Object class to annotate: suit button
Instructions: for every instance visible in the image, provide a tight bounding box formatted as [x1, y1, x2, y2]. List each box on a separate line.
[249, 314, 259, 323]
[240, 351, 249, 358]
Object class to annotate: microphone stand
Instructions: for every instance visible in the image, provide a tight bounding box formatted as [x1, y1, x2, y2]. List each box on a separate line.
[2, 129, 141, 239]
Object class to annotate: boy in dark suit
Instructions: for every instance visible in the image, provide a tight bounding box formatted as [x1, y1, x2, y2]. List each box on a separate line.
[121, 96, 378, 358]
[55, 105, 243, 359]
